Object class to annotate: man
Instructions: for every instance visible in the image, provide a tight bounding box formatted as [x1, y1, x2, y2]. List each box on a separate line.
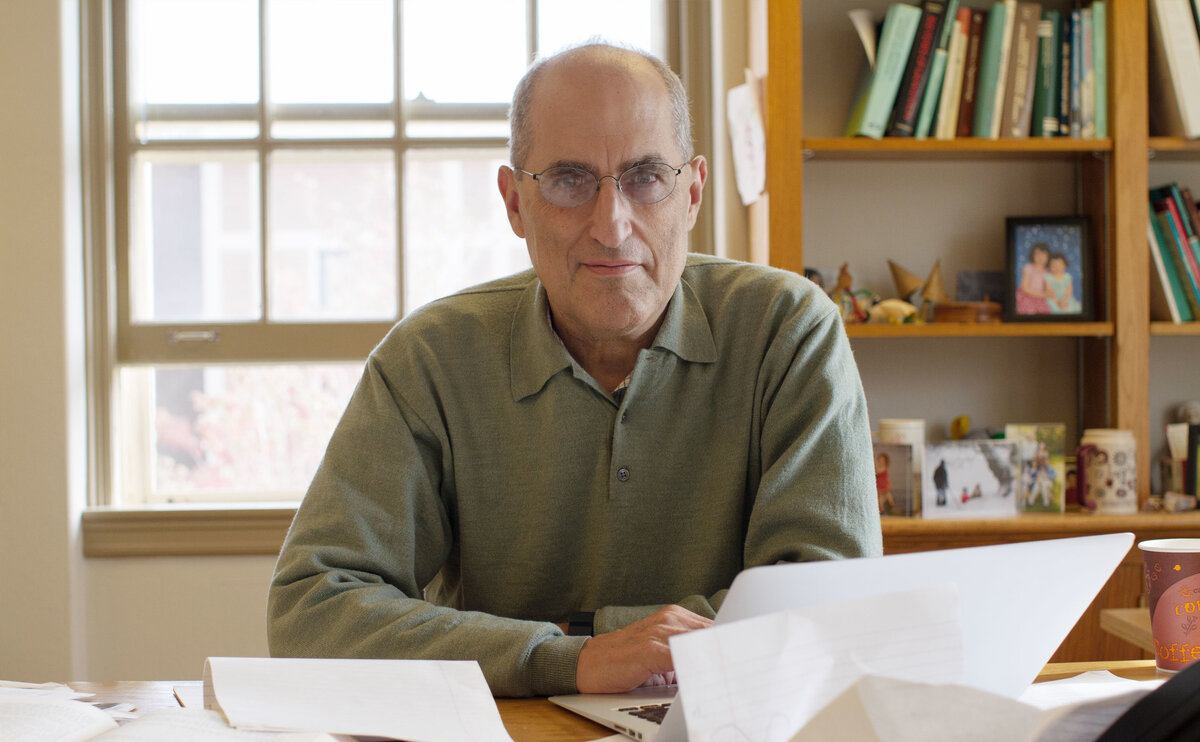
[268, 42, 881, 698]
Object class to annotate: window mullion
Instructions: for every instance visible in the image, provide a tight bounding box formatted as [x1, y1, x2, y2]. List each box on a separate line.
[394, 0, 405, 319]
[258, 0, 271, 326]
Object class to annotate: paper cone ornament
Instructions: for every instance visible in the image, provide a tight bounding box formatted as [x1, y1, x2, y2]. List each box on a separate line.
[921, 260, 948, 303]
[888, 260, 924, 298]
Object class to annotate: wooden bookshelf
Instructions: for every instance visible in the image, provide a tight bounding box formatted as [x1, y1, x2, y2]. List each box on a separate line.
[1150, 321, 1200, 335]
[845, 322, 1114, 338]
[759, 0, 1152, 498]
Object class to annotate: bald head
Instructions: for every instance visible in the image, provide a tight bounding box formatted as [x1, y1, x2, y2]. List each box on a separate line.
[508, 43, 693, 170]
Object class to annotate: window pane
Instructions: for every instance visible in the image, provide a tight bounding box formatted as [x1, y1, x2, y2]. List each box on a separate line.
[121, 364, 361, 502]
[403, 150, 529, 312]
[268, 150, 398, 321]
[537, 0, 668, 57]
[267, 0, 394, 105]
[402, 0, 526, 104]
[130, 152, 262, 323]
[128, 0, 259, 139]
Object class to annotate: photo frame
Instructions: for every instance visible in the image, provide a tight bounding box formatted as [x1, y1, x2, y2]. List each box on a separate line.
[1004, 216, 1093, 322]
[1005, 423, 1067, 513]
[872, 441, 918, 517]
[922, 440, 1019, 519]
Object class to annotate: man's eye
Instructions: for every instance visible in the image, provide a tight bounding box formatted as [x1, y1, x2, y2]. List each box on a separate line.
[626, 167, 663, 187]
[547, 170, 589, 190]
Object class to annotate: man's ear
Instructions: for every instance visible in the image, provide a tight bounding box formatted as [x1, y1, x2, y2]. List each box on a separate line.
[497, 166, 526, 239]
[685, 156, 707, 230]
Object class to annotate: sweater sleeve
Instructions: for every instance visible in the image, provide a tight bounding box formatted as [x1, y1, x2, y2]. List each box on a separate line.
[267, 356, 588, 698]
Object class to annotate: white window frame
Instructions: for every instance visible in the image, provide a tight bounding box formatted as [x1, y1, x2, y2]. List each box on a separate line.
[84, 0, 714, 515]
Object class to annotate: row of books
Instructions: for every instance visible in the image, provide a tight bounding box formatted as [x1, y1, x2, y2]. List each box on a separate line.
[845, 0, 1107, 140]
[1148, 182, 1200, 323]
[1149, 0, 1200, 138]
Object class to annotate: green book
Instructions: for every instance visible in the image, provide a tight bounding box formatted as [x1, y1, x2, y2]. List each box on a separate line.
[845, 3, 923, 139]
[1149, 212, 1194, 321]
[1092, 1, 1107, 138]
[916, 0, 961, 138]
[1031, 10, 1061, 136]
[972, 1, 1010, 137]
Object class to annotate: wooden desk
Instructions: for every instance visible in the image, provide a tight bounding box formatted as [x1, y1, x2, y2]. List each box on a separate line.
[1100, 607, 1154, 654]
[71, 663, 1167, 742]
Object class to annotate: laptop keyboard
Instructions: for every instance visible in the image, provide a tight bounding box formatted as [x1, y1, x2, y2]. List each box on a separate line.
[618, 702, 672, 725]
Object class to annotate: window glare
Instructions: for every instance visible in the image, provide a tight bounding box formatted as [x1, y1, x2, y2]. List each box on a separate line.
[401, 0, 526, 103]
[537, 0, 665, 57]
[130, 0, 259, 105]
[268, 0, 394, 105]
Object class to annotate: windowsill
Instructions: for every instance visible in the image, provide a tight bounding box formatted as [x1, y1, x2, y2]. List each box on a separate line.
[81, 504, 296, 558]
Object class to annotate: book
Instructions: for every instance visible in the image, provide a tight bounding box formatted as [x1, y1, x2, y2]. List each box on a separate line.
[1068, 9, 1082, 137]
[845, 3, 924, 139]
[1057, 12, 1072, 136]
[1080, 7, 1095, 138]
[1152, 199, 1200, 315]
[1030, 10, 1061, 137]
[956, 9, 987, 136]
[888, 0, 950, 137]
[1149, 215, 1194, 322]
[972, 1, 1014, 138]
[999, 1, 1043, 138]
[915, 0, 960, 139]
[1148, 0, 1200, 138]
[935, 6, 973, 139]
[1156, 183, 1200, 277]
[1092, 1, 1107, 138]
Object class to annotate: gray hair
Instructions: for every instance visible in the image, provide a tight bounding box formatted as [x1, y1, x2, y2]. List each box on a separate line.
[508, 41, 694, 169]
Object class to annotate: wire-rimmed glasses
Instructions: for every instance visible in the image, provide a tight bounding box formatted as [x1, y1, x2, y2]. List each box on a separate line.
[514, 161, 689, 208]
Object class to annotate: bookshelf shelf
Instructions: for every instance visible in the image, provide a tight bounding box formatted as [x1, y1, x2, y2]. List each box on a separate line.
[845, 322, 1114, 339]
[1150, 321, 1200, 335]
[1148, 136, 1200, 156]
[804, 137, 1112, 161]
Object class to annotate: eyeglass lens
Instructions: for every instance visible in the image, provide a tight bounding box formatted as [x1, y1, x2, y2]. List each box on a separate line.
[537, 163, 680, 207]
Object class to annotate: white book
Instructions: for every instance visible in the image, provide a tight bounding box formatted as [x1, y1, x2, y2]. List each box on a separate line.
[989, 0, 1019, 138]
[935, 10, 971, 139]
[1149, 0, 1200, 137]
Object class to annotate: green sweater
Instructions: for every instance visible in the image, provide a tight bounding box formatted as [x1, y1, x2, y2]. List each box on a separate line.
[268, 255, 882, 697]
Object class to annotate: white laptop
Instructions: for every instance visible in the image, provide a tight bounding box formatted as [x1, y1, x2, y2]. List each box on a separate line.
[550, 532, 1133, 741]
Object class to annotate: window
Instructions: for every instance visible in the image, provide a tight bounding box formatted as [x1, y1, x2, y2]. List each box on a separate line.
[98, 0, 681, 504]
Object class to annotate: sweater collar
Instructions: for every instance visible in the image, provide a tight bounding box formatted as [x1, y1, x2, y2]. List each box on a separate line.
[509, 275, 718, 402]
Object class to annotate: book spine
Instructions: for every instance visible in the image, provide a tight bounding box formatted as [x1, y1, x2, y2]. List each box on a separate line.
[1092, 1, 1107, 138]
[1031, 10, 1061, 137]
[1080, 7, 1095, 138]
[936, 7, 973, 139]
[889, 0, 949, 136]
[1159, 0, 1200, 138]
[956, 9, 986, 136]
[915, 0, 960, 139]
[1153, 198, 1200, 314]
[1069, 9, 1082, 137]
[1058, 12, 1072, 136]
[989, 0, 1019, 138]
[1001, 2, 1043, 138]
[972, 2, 1010, 137]
[1147, 213, 1185, 316]
[1187, 424, 1200, 496]
[856, 4, 924, 139]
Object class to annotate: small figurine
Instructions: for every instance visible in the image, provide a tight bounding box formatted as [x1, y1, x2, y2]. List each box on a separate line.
[830, 263, 878, 323]
[867, 298, 918, 323]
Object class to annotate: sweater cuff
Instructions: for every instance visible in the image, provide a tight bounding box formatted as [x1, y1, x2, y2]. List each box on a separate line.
[528, 634, 589, 696]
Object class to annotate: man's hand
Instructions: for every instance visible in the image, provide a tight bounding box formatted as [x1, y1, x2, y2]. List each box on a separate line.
[574, 605, 713, 694]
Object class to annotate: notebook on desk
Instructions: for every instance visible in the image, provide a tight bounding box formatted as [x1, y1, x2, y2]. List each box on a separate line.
[550, 532, 1134, 742]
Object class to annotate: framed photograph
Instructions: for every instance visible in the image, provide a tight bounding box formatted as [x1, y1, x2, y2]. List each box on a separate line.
[923, 440, 1020, 519]
[1004, 216, 1093, 322]
[1005, 423, 1067, 513]
[873, 441, 918, 517]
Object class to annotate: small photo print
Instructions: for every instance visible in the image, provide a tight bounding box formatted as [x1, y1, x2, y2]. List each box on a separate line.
[873, 441, 917, 517]
[923, 441, 1020, 519]
[1006, 423, 1067, 513]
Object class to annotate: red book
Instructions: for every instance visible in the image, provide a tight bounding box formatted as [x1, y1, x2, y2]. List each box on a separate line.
[887, 0, 949, 136]
[956, 9, 987, 137]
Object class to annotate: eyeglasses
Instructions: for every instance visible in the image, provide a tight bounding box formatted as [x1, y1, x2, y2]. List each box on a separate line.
[515, 161, 689, 208]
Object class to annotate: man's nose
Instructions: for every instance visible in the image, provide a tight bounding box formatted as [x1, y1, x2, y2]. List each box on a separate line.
[588, 177, 634, 248]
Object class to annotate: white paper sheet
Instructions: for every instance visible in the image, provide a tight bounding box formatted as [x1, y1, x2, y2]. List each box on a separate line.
[726, 73, 765, 206]
[204, 657, 513, 742]
[669, 584, 963, 742]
